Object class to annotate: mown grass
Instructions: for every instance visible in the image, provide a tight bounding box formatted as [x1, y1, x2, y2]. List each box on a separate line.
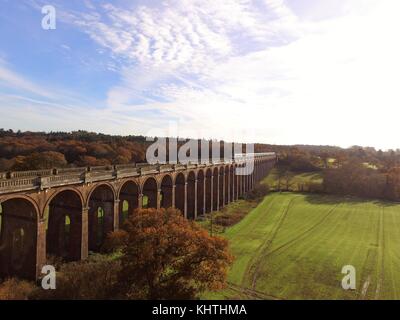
[203, 192, 400, 300]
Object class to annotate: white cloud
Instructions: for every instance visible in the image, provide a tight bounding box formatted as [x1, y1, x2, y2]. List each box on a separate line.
[109, 0, 400, 149]
[8, 0, 400, 150]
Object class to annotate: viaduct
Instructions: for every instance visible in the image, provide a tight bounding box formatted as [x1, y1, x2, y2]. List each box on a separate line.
[0, 153, 276, 280]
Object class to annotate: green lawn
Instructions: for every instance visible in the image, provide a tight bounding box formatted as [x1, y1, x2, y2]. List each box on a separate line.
[205, 192, 400, 300]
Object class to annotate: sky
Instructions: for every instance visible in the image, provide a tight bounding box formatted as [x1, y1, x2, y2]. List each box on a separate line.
[1, 0, 400, 150]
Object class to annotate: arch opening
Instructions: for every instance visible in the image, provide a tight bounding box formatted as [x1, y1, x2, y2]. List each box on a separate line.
[160, 175, 173, 209]
[175, 173, 185, 216]
[142, 178, 158, 209]
[233, 165, 238, 201]
[119, 181, 139, 226]
[219, 168, 224, 208]
[197, 170, 205, 216]
[205, 169, 212, 213]
[229, 166, 236, 202]
[0, 198, 37, 279]
[224, 166, 229, 205]
[46, 190, 82, 262]
[187, 172, 196, 220]
[88, 185, 115, 252]
[212, 168, 219, 211]
[238, 164, 243, 198]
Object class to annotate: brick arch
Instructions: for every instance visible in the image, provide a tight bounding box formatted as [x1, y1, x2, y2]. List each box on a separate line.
[119, 180, 140, 226]
[171, 171, 184, 185]
[205, 168, 213, 213]
[233, 163, 239, 200]
[86, 182, 117, 208]
[0, 196, 38, 279]
[0, 194, 40, 220]
[159, 173, 174, 186]
[116, 178, 140, 198]
[218, 166, 225, 208]
[224, 165, 230, 205]
[160, 174, 173, 209]
[45, 189, 83, 262]
[44, 187, 84, 213]
[212, 167, 219, 210]
[139, 176, 158, 192]
[175, 172, 186, 216]
[237, 163, 244, 197]
[196, 169, 205, 216]
[141, 177, 159, 209]
[87, 184, 115, 252]
[187, 171, 196, 220]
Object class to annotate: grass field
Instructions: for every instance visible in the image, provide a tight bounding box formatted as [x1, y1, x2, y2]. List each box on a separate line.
[205, 192, 400, 300]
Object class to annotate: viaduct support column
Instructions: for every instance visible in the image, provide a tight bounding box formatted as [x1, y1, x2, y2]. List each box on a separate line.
[36, 217, 47, 279]
[184, 182, 188, 218]
[157, 189, 161, 210]
[217, 174, 220, 211]
[81, 206, 89, 260]
[203, 176, 206, 215]
[194, 179, 198, 219]
[227, 171, 230, 204]
[138, 194, 143, 209]
[210, 174, 214, 212]
[113, 199, 120, 231]
[172, 185, 176, 208]
[232, 171, 235, 201]
[222, 172, 225, 208]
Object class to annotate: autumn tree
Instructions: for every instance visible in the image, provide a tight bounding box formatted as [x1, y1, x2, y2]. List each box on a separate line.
[12, 151, 67, 170]
[117, 208, 233, 300]
[385, 167, 400, 200]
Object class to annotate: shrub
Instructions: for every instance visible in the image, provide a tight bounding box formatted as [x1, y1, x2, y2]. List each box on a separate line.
[244, 183, 270, 200]
[0, 278, 35, 300]
[101, 230, 129, 253]
[31, 254, 121, 300]
[215, 212, 246, 227]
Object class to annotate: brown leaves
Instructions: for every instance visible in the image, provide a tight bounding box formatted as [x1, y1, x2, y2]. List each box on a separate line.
[118, 208, 233, 300]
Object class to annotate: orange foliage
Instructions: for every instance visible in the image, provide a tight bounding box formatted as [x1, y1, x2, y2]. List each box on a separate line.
[118, 208, 233, 299]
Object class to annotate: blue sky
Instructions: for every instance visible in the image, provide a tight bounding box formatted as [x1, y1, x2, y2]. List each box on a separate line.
[1, 0, 400, 149]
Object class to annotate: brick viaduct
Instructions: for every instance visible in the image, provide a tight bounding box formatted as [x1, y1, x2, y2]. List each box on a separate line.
[0, 153, 276, 280]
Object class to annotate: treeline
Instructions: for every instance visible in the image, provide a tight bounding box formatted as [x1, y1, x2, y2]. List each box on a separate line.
[274, 145, 400, 201]
[3, 129, 400, 201]
[0, 129, 150, 171]
[0, 129, 268, 171]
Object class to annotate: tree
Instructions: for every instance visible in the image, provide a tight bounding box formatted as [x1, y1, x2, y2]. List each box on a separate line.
[385, 167, 400, 200]
[275, 165, 287, 191]
[117, 208, 233, 299]
[283, 171, 295, 191]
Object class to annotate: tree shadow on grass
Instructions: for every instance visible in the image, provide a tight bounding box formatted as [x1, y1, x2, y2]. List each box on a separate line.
[303, 193, 400, 207]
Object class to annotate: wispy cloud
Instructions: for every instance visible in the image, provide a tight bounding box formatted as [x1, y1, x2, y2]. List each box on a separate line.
[3, 0, 400, 149]
[0, 58, 55, 99]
